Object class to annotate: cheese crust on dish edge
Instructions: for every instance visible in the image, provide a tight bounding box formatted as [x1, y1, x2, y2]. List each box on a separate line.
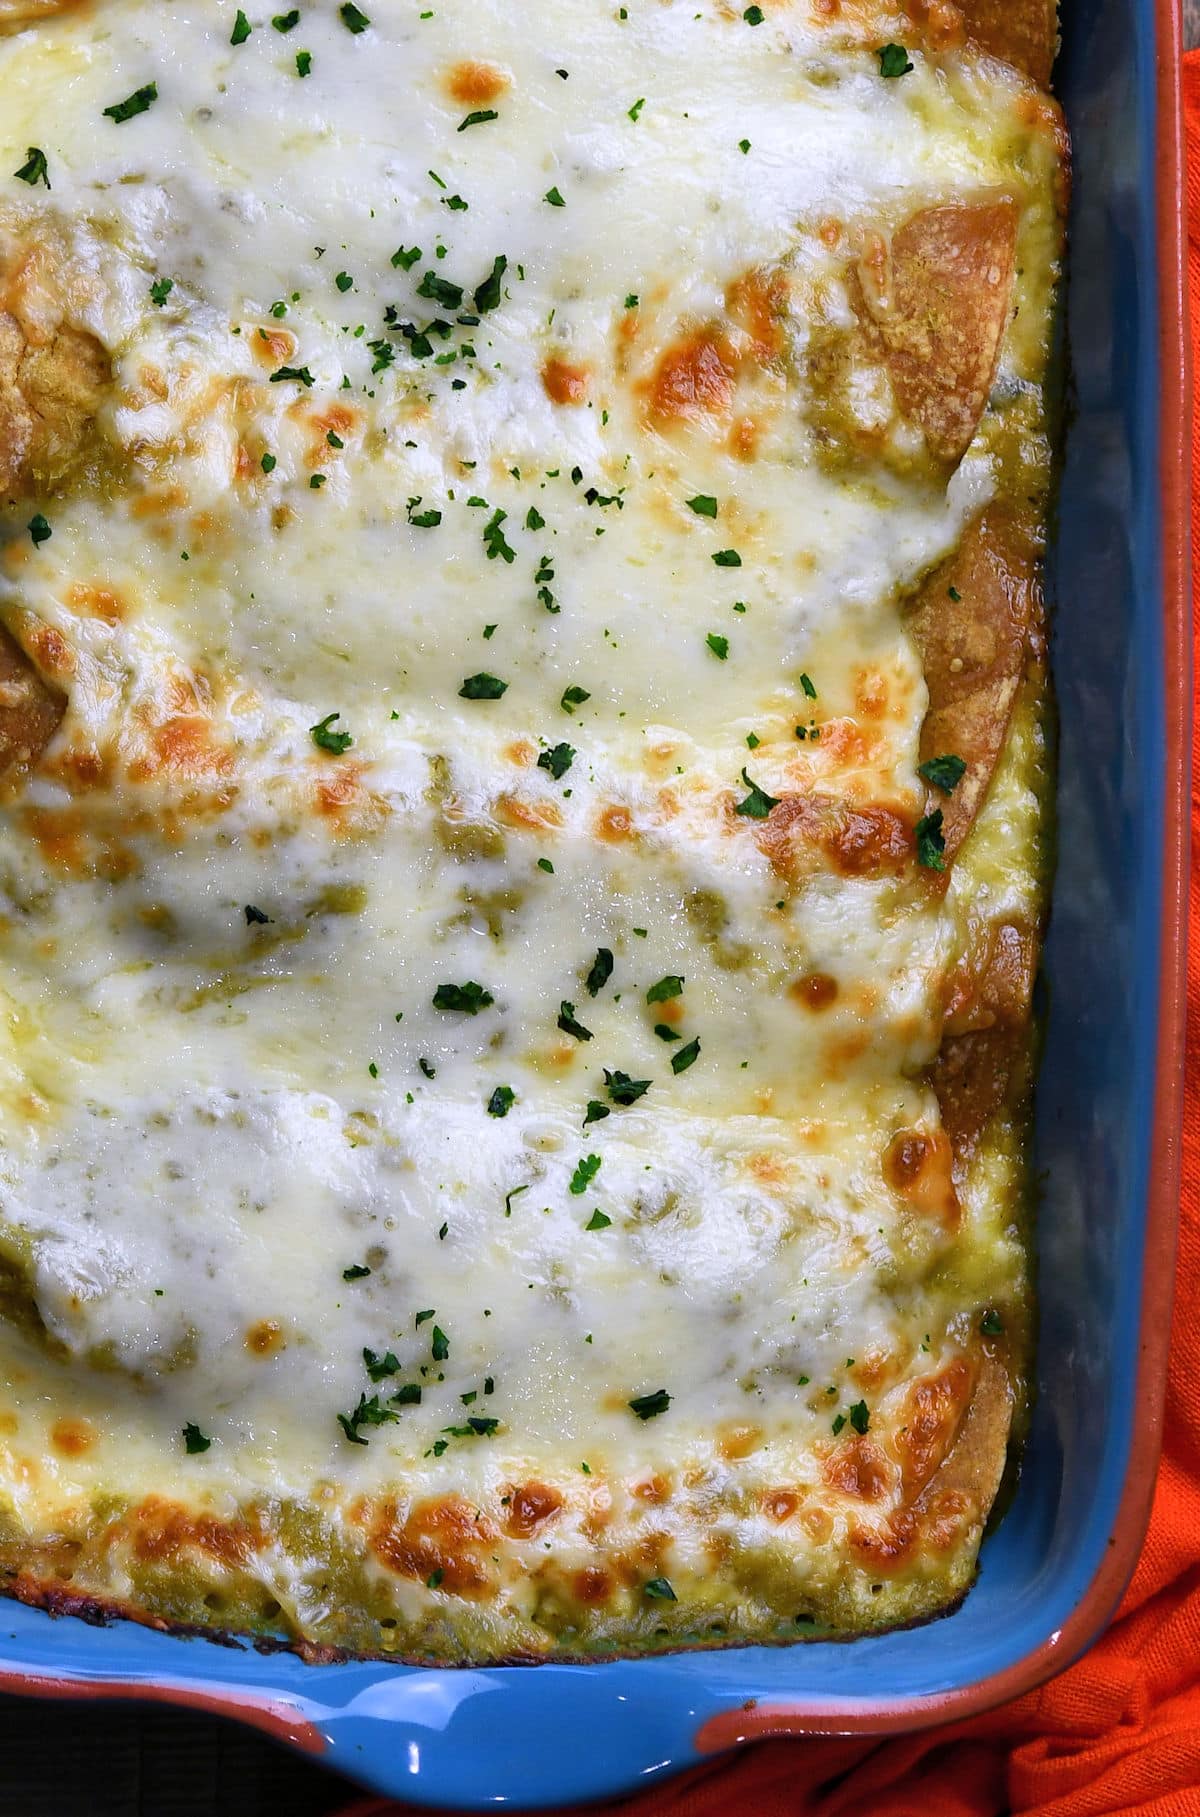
[0, 0, 1065, 1663]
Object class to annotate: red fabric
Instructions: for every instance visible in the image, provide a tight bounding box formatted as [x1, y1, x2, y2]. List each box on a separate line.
[338, 54, 1200, 1817]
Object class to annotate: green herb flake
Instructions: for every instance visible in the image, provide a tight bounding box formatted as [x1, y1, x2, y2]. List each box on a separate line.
[231, 8, 251, 43]
[27, 514, 51, 547]
[849, 1399, 870, 1435]
[558, 1001, 593, 1042]
[363, 1348, 401, 1381]
[103, 81, 158, 124]
[917, 753, 967, 794]
[432, 981, 494, 1014]
[150, 277, 173, 306]
[272, 8, 299, 28]
[487, 1084, 515, 1118]
[981, 1308, 1005, 1336]
[335, 271, 354, 293]
[342, 1263, 371, 1280]
[526, 505, 546, 530]
[646, 975, 683, 1005]
[878, 42, 913, 76]
[538, 857, 554, 874]
[544, 186, 566, 207]
[831, 1411, 847, 1436]
[392, 1382, 422, 1405]
[260, 452, 276, 473]
[734, 769, 780, 819]
[585, 948, 614, 996]
[14, 147, 49, 189]
[604, 1068, 651, 1106]
[671, 1036, 701, 1074]
[583, 1099, 611, 1127]
[644, 1576, 677, 1600]
[627, 96, 645, 121]
[687, 494, 718, 517]
[738, 137, 751, 153]
[482, 508, 516, 563]
[431, 1325, 450, 1362]
[915, 808, 946, 871]
[473, 253, 508, 314]
[538, 742, 575, 780]
[340, 2, 371, 31]
[392, 244, 422, 270]
[654, 1023, 681, 1043]
[570, 1153, 602, 1195]
[744, 3, 765, 19]
[948, 584, 962, 601]
[585, 1209, 612, 1230]
[459, 108, 499, 130]
[310, 712, 352, 754]
[427, 1568, 444, 1589]
[269, 364, 315, 385]
[560, 684, 591, 714]
[182, 1423, 211, 1454]
[706, 633, 729, 660]
[712, 548, 742, 567]
[628, 1388, 671, 1420]
[459, 672, 508, 699]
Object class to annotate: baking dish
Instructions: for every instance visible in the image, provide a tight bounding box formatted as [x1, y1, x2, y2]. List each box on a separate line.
[0, 0, 1189, 1804]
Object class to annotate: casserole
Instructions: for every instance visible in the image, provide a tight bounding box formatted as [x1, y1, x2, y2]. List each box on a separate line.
[0, 0, 1188, 1806]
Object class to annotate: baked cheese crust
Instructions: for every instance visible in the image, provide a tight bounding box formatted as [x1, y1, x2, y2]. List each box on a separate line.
[0, 0, 1064, 1662]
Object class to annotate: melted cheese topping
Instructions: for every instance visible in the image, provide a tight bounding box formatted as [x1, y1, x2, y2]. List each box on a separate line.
[0, 0, 1063, 1659]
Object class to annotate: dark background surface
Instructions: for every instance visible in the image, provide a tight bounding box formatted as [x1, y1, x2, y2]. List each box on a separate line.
[2, 6, 1195, 1813]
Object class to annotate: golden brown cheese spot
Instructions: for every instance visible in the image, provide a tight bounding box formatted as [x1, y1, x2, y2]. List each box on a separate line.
[50, 1416, 95, 1456]
[630, 1472, 671, 1504]
[126, 1496, 260, 1568]
[251, 325, 296, 368]
[749, 791, 914, 882]
[762, 1489, 800, 1523]
[444, 59, 510, 104]
[65, 582, 125, 623]
[725, 266, 789, 361]
[595, 803, 636, 844]
[908, 507, 1039, 862]
[494, 793, 562, 832]
[894, 1355, 974, 1499]
[790, 971, 839, 1011]
[572, 1565, 613, 1605]
[244, 1318, 284, 1357]
[728, 415, 761, 460]
[882, 1126, 958, 1224]
[853, 201, 1017, 468]
[502, 1482, 563, 1538]
[644, 330, 736, 427]
[541, 357, 591, 406]
[0, 0, 88, 24]
[717, 1423, 762, 1461]
[307, 403, 359, 466]
[0, 623, 64, 783]
[822, 1434, 892, 1503]
[950, 0, 1058, 86]
[370, 1494, 499, 1597]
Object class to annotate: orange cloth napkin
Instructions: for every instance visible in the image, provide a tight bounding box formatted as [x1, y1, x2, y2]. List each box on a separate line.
[340, 54, 1200, 1817]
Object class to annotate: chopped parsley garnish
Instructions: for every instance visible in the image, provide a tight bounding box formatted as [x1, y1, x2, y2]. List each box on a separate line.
[981, 1308, 1005, 1336]
[310, 712, 352, 754]
[948, 584, 962, 602]
[583, 1100, 610, 1127]
[644, 1576, 676, 1600]
[646, 975, 683, 1004]
[570, 1153, 602, 1195]
[231, 8, 251, 42]
[458, 109, 499, 130]
[544, 186, 566, 207]
[585, 1209, 612, 1230]
[483, 508, 515, 563]
[800, 672, 817, 699]
[182, 1423, 211, 1454]
[671, 1037, 701, 1074]
[150, 277, 173, 306]
[272, 9, 299, 28]
[473, 254, 508, 314]
[270, 364, 315, 385]
[445, 193, 468, 210]
[734, 769, 780, 819]
[627, 96, 645, 121]
[427, 1568, 444, 1588]
[487, 1085, 516, 1118]
[538, 742, 575, 780]
[459, 672, 508, 699]
[687, 494, 718, 517]
[244, 904, 270, 925]
[342, 1263, 371, 1280]
[310, 473, 326, 490]
[558, 1001, 593, 1042]
[415, 1309, 435, 1325]
[706, 633, 729, 660]
[712, 548, 742, 567]
[604, 1068, 650, 1106]
[915, 809, 947, 871]
[27, 514, 51, 547]
[849, 1400, 870, 1435]
[504, 1183, 530, 1215]
[535, 553, 557, 613]
[585, 948, 614, 996]
[103, 81, 158, 124]
[295, 44, 311, 72]
[431, 1325, 450, 1362]
[628, 1389, 671, 1420]
[918, 753, 967, 794]
[831, 1411, 847, 1436]
[339, 2, 370, 30]
[538, 858, 554, 874]
[739, 137, 751, 153]
[335, 271, 354, 293]
[392, 1382, 422, 1405]
[368, 338, 396, 372]
[14, 147, 49, 189]
[654, 1023, 681, 1042]
[744, 3, 764, 20]
[338, 1393, 398, 1446]
[442, 1416, 499, 1437]
[526, 505, 546, 531]
[433, 981, 494, 1014]
[560, 685, 591, 713]
[260, 452, 276, 473]
[417, 270, 463, 309]
[878, 42, 913, 76]
[327, 430, 344, 448]
[407, 497, 442, 528]
[746, 732, 759, 749]
[392, 244, 422, 270]
[418, 1057, 436, 1078]
[625, 293, 639, 309]
[363, 1348, 401, 1381]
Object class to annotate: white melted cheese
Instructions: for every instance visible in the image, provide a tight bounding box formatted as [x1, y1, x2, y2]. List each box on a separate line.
[0, 0, 1060, 1636]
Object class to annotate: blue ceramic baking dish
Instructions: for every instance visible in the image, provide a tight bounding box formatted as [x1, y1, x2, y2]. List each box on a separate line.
[0, 0, 1189, 1806]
